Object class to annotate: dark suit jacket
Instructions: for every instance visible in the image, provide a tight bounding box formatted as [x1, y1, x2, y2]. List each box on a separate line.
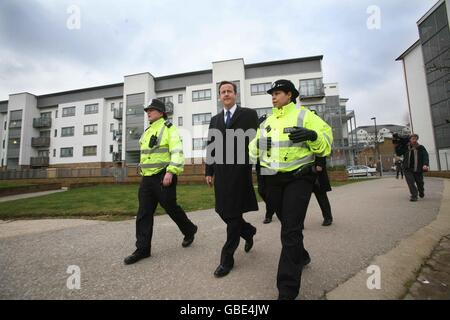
[205, 106, 259, 219]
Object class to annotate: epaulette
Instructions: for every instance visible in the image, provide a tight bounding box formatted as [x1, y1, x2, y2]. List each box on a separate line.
[164, 120, 173, 128]
[258, 114, 267, 125]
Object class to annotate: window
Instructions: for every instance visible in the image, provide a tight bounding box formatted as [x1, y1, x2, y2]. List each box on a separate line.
[54, 129, 57, 137]
[192, 138, 208, 150]
[9, 138, 20, 147]
[251, 83, 272, 95]
[178, 94, 183, 104]
[118, 122, 122, 131]
[110, 102, 115, 111]
[38, 150, 49, 157]
[178, 117, 183, 126]
[192, 89, 211, 102]
[84, 124, 98, 135]
[119, 102, 123, 108]
[9, 120, 22, 128]
[299, 78, 324, 97]
[109, 145, 113, 154]
[53, 149, 56, 157]
[55, 110, 58, 118]
[110, 123, 114, 132]
[60, 147, 73, 158]
[41, 112, 51, 119]
[2, 140, 5, 149]
[192, 113, 211, 125]
[158, 96, 173, 104]
[4, 122, 6, 130]
[62, 107, 76, 117]
[84, 104, 99, 115]
[254, 107, 273, 118]
[83, 146, 97, 156]
[61, 127, 75, 137]
[40, 130, 51, 137]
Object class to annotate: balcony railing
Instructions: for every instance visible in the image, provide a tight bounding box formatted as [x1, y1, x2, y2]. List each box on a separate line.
[30, 156, 49, 167]
[33, 117, 52, 128]
[31, 137, 50, 148]
[113, 108, 123, 120]
[299, 85, 325, 99]
[113, 152, 122, 162]
[113, 130, 122, 142]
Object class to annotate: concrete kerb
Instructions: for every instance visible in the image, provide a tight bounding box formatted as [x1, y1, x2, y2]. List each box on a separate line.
[326, 179, 450, 300]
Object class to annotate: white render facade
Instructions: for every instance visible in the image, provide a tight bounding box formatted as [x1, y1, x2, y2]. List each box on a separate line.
[397, 0, 450, 170]
[0, 56, 328, 169]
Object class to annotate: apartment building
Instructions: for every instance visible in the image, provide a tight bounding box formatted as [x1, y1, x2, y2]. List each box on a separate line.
[0, 55, 345, 170]
[397, 0, 450, 170]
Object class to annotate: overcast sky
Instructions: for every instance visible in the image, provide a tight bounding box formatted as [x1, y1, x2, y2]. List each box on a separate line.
[0, 0, 438, 126]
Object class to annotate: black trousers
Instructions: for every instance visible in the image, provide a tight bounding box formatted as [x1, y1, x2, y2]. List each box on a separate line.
[404, 170, 424, 199]
[266, 173, 314, 299]
[220, 216, 256, 268]
[257, 174, 277, 220]
[135, 172, 197, 253]
[396, 168, 404, 179]
[313, 183, 333, 221]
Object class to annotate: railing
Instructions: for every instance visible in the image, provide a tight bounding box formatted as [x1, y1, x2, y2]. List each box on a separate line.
[113, 152, 122, 162]
[113, 108, 123, 120]
[31, 137, 50, 148]
[0, 167, 129, 180]
[299, 85, 325, 99]
[113, 130, 122, 142]
[30, 156, 49, 167]
[33, 117, 52, 128]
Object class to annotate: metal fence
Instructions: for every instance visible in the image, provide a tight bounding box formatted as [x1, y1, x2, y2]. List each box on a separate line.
[0, 167, 128, 182]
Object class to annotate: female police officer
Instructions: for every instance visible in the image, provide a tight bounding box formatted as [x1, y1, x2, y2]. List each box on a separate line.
[249, 80, 333, 300]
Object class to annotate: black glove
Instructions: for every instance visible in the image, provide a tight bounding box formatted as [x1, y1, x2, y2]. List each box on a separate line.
[257, 137, 272, 150]
[288, 127, 318, 143]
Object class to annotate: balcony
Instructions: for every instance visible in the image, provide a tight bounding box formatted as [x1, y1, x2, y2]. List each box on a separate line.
[30, 156, 49, 167]
[31, 137, 50, 148]
[113, 152, 122, 162]
[299, 85, 325, 100]
[113, 108, 123, 120]
[165, 102, 174, 115]
[113, 130, 122, 142]
[33, 117, 52, 128]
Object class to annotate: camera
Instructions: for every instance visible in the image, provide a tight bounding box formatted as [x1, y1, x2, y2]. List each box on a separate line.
[392, 133, 410, 145]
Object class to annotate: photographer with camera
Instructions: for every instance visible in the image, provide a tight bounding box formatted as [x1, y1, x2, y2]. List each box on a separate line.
[393, 133, 430, 202]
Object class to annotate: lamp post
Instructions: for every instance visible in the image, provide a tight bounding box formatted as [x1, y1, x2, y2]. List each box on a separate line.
[371, 117, 382, 177]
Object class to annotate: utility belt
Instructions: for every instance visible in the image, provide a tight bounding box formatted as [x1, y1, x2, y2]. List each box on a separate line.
[264, 163, 316, 186]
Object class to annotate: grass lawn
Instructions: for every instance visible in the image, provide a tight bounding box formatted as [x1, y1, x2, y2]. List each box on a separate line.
[0, 178, 375, 220]
[0, 181, 36, 190]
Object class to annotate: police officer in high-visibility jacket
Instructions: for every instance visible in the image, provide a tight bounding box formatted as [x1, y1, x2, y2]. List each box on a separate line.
[124, 99, 198, 265]
[249, 80, 333, 300]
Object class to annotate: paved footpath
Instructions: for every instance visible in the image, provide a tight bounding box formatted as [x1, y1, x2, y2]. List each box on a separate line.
[0, 177, 448, 300]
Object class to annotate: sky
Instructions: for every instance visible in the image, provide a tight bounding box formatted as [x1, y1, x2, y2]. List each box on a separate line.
[0, 0, 439, 126]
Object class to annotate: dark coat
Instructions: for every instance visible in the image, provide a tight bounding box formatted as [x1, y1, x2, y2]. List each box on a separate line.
[314, 157, 332, 193]
[205, 106, 259, 219]
[395, 143, 429, 173]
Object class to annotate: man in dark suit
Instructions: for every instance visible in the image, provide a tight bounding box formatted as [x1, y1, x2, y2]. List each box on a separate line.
[205, 81, 259, 278]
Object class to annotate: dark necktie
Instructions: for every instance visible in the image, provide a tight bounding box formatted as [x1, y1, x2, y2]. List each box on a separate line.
[225, 110, 231, 128]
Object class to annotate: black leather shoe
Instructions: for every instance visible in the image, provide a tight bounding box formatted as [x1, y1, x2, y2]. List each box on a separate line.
[410, 197, 418, 202]
[419, 192, 425, 198]
[263, 218, 272, 224]
[322, 219, 333, 226]
[214, 265, 231, 278]
[303, 255, 311, 267]
[124, 250, 150, 265]
[245, 237, 254, 253]
[182, 225, 198, 248]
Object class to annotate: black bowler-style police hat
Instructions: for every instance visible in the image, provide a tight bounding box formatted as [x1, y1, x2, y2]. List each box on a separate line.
[267, 79, 300, 99]
[144, 98, 166, 113]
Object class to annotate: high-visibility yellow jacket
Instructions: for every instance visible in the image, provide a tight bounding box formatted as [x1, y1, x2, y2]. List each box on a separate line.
[249, 102, 333, 174]
[139, 118, 184, 176]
